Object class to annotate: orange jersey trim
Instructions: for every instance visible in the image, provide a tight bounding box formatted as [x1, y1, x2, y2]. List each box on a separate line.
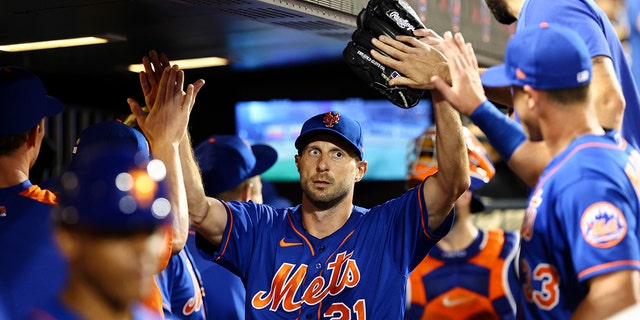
[214, 200, 234, 262]
[142, 276, 165, 318]
[19, 184, 57, 205]
[142, 224, 173, 318]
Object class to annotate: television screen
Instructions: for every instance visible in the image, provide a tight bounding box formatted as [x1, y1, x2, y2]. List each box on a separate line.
[235, 98, 433, 181]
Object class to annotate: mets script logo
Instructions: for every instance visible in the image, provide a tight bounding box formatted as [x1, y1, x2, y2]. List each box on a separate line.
[181, 251, 204, 315]
[323, 112, 340, 128]
[251, 251, 361, 312]
[580, 202, 627, 248]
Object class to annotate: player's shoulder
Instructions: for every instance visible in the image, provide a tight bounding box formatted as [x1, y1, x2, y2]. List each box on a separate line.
[19, 184, 57, 206]
[548, 134, 626, 176]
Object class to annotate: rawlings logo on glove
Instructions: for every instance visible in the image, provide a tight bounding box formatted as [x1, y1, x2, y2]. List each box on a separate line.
[343, 0, 426, 109]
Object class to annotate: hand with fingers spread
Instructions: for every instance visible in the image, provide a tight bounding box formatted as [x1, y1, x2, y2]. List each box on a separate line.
[130, 50, 205, 145]
[370, 32, 449, 90]
[430, 32, 486, 116]
[139, 50, 171, 109]
[128, 65, 203, 149]
[414, 28, 444, 51]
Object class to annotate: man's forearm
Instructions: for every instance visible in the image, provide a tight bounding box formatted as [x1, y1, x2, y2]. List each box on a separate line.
[152, 142, 189, 254]
[433, 100, 470, 199]
[178, 134, 209, 224]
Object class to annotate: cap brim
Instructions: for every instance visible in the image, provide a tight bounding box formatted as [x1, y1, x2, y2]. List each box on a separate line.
[45, 95, 64, 116]
[295, 129, 363, 160]
[480, 64, 512, 88]
[470, 192, 485, 214]
[249, 144, 277, 177]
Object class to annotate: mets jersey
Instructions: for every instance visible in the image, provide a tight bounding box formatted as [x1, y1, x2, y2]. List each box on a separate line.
[406, 228, 520, 320]
[156, 247, 207, 319]
[518, 131, 640, 318]
[0, 181, 67, 319]
[196, 181, 454, 319]
[518, 0, 640, 150]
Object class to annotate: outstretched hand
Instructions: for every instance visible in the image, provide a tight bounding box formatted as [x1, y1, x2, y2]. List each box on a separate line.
[140, 50, 171, 109]
[128, 65, 204, 149]
[370, 31, 448, 90]
[430, 32, 486, 116]
[414, 28, 444, 52]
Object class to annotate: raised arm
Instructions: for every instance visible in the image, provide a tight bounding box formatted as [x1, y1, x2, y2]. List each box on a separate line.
[127, 64, 202, 254]
[178, 133, 228, 246]
[135, 50, 227, 247]
[406, 33, 470, 230]
[422, 90, 469, 230]
[590, 56, 624, 131]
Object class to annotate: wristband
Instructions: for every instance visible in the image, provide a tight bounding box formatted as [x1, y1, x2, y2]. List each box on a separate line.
[469, 100, 526, 162]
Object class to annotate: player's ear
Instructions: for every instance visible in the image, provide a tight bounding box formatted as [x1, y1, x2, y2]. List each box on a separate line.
[355, 160, 368, 182]
[294, 154, 301, 171]
[26, 118, 45, 147]
[523, 85, 539, 111]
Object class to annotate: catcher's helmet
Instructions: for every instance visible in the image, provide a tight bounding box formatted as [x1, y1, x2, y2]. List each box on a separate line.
[409, 125, 495, 192]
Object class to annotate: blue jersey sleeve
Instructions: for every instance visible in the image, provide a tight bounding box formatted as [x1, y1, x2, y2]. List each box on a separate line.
[197, 200, 282, 280]
[519, 0, 612, 58]
[555, 178, 640, 283]
[382, 180, 454, 271]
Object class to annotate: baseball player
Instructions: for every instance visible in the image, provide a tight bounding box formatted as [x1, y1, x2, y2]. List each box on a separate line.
[30, 142, 171, 319]
[0, 66, 66, 319]
[405, 126, 520, 320]
[168, 100, 470, 319]
[436, 23, 640, 318]
[129, 49, 469, 319]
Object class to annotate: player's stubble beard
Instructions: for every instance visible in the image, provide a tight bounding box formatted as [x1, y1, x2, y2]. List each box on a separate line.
[484, 0, 517, 25]
[300, 177, 351, 211]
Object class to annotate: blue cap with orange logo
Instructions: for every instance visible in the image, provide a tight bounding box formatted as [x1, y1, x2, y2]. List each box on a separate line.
[294, 111, 364, 160]
[481, 22, 592, 90]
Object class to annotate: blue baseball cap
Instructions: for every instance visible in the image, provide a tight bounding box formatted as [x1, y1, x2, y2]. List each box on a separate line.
[481, 23, 592, 90]
[69, 120, 150, 170]
[0, 66, 64, 136]
[195, 135, 278, 196]
[294, 111, 364, 159]
[55, 143, 172, 233]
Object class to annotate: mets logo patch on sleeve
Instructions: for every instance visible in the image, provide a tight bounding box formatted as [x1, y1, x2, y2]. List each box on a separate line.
[580, 202, 627, 248]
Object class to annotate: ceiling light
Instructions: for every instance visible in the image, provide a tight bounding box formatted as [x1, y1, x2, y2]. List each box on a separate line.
[0, 36, 113, 52]
[128, 57, 229, 72]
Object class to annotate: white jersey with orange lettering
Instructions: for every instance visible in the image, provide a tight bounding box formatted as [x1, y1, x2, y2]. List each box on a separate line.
[196, 181, 453, 319]
[518, 131, 640, 318]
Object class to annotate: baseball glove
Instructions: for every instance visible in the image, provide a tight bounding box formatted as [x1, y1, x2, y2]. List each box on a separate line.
[343, 0, 426, 109]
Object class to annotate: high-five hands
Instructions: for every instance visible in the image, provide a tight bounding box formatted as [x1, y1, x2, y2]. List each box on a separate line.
[127, 61, 205, 149]
[370, 29, 448, 90]
[430, 32, 487, 116]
